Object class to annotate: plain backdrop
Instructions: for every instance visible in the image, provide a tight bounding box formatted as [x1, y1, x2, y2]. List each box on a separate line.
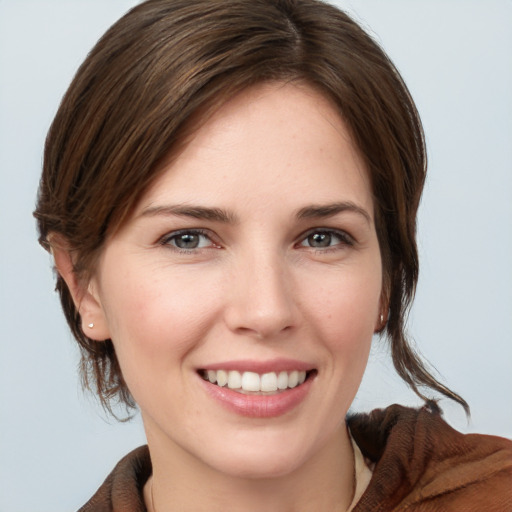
[1, 1, 511, 510]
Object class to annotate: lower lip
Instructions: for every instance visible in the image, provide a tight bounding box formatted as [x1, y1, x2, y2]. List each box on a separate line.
[199, 375, 314, 418]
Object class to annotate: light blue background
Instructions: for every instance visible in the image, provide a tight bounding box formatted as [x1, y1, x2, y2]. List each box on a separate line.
[1, 1, 511, 510]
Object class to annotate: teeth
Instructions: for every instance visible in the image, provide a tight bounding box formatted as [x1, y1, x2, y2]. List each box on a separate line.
[204, 369, 308, 392]
[228, 370, 242, 389]
[260, 372, 277, 392]
[216, 370, 228, 387]
[288, 370, 299, 388]
[241, 371, 260, 391]
[277, 371, 288, 390]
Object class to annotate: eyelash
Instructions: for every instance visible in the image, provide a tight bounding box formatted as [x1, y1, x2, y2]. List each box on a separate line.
[159, 229, 218, 252]
[296, 228, 355, 252]
[158, 228, 355, 254]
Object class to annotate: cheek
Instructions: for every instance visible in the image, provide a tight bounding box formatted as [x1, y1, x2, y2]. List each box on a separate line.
[302, 262, 381, 376]
[97, 263, 222, 387]
[307, 264, 382, 333]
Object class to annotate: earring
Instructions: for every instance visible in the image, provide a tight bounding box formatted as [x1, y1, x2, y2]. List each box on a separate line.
[87, 323, 94, 329]
[380, 314, 384, 324]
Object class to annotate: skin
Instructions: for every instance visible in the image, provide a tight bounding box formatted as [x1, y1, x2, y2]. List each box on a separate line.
[56, 82, 384, 512]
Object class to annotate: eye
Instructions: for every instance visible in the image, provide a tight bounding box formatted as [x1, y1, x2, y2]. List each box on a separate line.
[298, 229, 354, 249]
[160, 229, 217, 250]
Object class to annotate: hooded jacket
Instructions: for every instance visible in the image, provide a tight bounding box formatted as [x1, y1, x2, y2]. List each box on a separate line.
[78, 403, 512, 511]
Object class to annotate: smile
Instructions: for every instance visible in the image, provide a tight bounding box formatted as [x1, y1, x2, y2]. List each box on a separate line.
[200, 369, 309, 394]
[198, 360, 317, 417]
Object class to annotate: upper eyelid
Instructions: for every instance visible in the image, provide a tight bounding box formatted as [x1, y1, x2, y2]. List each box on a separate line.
[297, 227, 355, 242]
[159, 228, 216, 245]
[156, 227, 355, 248]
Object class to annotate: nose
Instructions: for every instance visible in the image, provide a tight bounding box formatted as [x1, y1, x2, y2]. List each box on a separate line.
[224, 251, 298, 340]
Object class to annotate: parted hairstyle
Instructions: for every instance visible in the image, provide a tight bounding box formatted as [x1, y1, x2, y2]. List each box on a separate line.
[34, 0, 468, 416]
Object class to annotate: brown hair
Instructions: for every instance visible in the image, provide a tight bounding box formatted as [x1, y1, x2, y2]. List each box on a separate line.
[34, 0, 468, 415]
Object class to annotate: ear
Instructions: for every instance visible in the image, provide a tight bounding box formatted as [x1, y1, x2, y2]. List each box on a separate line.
[51, 240, 111, 341]
[375, 287, 390, 333]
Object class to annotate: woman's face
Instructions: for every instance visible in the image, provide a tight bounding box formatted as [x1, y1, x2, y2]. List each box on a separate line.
[89, 82, 383, 478]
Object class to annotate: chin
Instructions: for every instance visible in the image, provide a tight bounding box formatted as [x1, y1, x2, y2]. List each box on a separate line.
[216, 452, 305, 480]
[203, 431, 321, 480]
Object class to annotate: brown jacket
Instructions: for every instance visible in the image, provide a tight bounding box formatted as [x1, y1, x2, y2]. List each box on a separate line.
[78, 403, 512, 511]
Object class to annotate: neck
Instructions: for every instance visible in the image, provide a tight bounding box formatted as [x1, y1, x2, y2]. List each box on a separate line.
[144, 424, 355, 512]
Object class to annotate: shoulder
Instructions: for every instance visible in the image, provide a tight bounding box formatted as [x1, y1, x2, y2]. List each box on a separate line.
[348, 402, 512, 511]
[78, 445, 151, 512]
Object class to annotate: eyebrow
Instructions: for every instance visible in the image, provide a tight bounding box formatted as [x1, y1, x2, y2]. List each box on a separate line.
[139, 201, 371, 225]
[296, 202, 372, 225]
[139, 204, 238, 223]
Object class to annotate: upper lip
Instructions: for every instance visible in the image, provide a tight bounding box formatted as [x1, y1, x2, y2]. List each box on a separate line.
[198, 358, 315, 374]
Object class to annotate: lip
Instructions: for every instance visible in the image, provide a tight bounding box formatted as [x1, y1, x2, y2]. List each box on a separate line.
[198, 361, 316, 418]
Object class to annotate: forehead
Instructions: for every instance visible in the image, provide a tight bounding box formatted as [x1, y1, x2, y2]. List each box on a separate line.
[137, 82, 373, 218]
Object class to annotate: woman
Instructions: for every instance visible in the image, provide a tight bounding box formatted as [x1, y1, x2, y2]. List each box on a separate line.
[34, 0, 512, 510]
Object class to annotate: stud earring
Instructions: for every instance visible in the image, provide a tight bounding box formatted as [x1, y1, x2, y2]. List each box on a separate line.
[380, 314, 384, 324]
[87, 323, 94, 329]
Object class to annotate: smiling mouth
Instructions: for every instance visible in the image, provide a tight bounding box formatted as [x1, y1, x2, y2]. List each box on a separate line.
[199, 369, 316, 395]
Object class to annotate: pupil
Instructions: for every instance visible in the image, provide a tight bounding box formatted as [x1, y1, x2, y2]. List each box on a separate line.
[176, 233, 199, 249]
[309, 232, 331, 247]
